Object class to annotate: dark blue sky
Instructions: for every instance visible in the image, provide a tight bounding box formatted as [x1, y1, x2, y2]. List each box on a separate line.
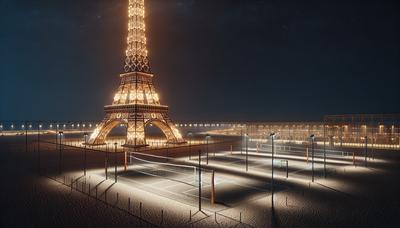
[1, 0, 399, 122]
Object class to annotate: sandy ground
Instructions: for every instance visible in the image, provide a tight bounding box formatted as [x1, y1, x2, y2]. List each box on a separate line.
[0, 137, 159, 227]
[1, 135, 400, 227]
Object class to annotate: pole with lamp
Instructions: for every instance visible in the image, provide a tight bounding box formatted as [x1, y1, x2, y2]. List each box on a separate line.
[245, 133, 249, 172]
[206, 134, 210, 165]
[55, 123, 59, 150]
[310, 134, 315, 182]
[58, 131, 64, 175]
[24, 122, 27, 154]
[323, 123, 327, 178]
[105, 143, 109, 180]
[240, 128, 243, 155]
[198, 150, 202, 211]
[114, 142, 118, 183]
[37, 123, 42, 173]
[364, 136, 368, 167]
[188, 131, 193, 160]
[83, 132, 88, 176]
[270, 132, 276, 209]
[37, 123, 41, 153]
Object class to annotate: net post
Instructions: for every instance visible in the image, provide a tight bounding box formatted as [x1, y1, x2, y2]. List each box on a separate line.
[124, 150, 127, 171]
[211, 170, 215, 204]
[306, 147, 309, 163]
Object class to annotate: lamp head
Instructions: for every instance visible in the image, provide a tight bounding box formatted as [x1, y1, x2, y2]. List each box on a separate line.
[310, 134, 315, 140]
[270, 132, 276, 138]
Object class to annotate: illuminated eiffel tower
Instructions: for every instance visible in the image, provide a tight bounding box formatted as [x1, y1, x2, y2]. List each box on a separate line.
[88, 0, 185, 148]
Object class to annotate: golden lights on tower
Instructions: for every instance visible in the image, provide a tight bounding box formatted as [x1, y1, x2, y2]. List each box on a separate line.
[87, 0, 185, 147]
[125, 0, 150, 73]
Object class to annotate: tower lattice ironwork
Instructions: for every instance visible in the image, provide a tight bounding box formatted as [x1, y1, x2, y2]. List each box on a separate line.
[88, 0, 185, 148]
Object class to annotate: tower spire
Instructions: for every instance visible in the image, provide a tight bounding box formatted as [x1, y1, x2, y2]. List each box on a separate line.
[124, 0, 150, 73]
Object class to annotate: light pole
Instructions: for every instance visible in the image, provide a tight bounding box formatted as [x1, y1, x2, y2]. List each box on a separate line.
[206, 134, 210, 165]
[270, 132, 276, 208]
[105, 144, 109, 180]
[323, 124, 326, 178]
[58, 131, 64, 175]
[55, 123, 58, 149]
[310, 134, 315, 182]
[114, 142, 118, 183]
[24, 122, 27, 154]
[37, 123, 40, 153]
[240, 129, 243, 155]
[0, 123, 3, 136]
[38, 123, 42, 173]
[245, 133, 249, 172]
[198, 150, 202, 212]
[83, 132, 88, 176]
[188, 131, 193, 160]
[364, 136, 368, 167]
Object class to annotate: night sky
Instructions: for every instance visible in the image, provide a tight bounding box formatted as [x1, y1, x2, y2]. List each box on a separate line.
[1, 0, 399, 122]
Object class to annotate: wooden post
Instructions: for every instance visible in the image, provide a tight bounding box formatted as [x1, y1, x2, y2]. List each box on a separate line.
[211, 170, 215, 204]
[306, 147, 309, 163]
[124, 150, 127, 171]
[140, 202, 142, 218]
[104, 155, 108, 180]
[160, 210, 164, 225]
[286, 160, 288, 178]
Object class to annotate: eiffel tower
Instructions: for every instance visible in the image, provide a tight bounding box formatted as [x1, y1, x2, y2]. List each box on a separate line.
[88, 0, 185, 148]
